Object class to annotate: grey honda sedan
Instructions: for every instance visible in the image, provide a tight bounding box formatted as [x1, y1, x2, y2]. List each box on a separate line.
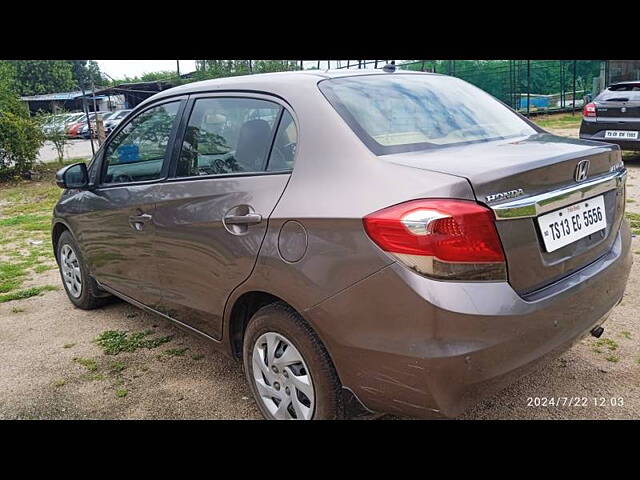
[53, 69, 632, 420]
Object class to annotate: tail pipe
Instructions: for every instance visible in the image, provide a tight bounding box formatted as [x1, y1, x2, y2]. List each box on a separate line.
[590, 326, 605, 338]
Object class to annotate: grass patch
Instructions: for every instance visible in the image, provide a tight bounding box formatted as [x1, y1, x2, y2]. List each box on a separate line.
[115, 389, 128, 398]
[191, 353, 205, 361]
[0, 182, 60, 221]
[94, 329, 173, 355]
[533, 113, 583, 130]
[52, 379, 66, 388]
[606, 355, 620, 363]
[0, 214, 50, 233]
[11, 306, 24, 313]
[620, 331, 632, 340]
[0, 278, 21, 293]
[0, 179, 60, 298]
[0, 262, 28, 293]
[594, 338, 619, 352]
[109, 361, 126, 373]
[160, 347, 188, 358]
[72, 357, 98, 372]
[0, 285, 58, 303]
[33, 264, 53, 273]
[626, 212, 640, 235]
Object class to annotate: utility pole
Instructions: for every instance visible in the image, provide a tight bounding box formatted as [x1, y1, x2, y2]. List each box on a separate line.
[90, 78, 104, 146]
[526, 60, 531, 116]
[78, 78, 95, 157]
[572, 60, 577, 115]
[176, 60, 180, 78]
[78, 72, 96, 155]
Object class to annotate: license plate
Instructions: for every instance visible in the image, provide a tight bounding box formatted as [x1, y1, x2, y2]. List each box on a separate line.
[605, 130, 638, 140]
[537, 195, 607, 253]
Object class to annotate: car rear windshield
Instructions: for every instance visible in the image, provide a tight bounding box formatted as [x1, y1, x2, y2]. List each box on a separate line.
[597, 84, 640, 102]
[318, 74, 536, 155]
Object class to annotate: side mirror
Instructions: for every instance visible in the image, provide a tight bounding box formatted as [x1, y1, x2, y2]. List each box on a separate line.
[56, 162, 89, 189]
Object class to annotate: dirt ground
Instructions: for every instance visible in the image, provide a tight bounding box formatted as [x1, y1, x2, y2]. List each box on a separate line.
[1, 124, 639, 420]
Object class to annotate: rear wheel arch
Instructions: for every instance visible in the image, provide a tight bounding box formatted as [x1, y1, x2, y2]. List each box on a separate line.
[228, 291, 291, 359]
[227, 291, 335, 367]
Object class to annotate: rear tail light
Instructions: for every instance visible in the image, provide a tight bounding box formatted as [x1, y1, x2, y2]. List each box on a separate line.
[363, 199, 507, 281]
[583, 102, 597, 118]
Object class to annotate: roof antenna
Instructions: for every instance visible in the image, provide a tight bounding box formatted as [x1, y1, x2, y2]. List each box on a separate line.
[382, 61, 396, 73]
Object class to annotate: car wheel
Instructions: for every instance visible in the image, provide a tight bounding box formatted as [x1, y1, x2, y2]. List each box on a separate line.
[243, 302, 345, 420]
[57, 230, 110, 310]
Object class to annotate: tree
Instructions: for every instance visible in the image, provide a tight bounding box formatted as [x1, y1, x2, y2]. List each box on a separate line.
[140, 70, 178, 82]
[0, 63, 44, 176]
[193, 60, 299, 81]
[37, 112, 69, 164]
[70, 60, 105, 89]
[7, 60, 75, 96]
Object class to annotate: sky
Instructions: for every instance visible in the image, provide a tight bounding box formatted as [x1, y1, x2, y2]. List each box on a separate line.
[96, 60, 394, 79]
[97, 60, 198, 80]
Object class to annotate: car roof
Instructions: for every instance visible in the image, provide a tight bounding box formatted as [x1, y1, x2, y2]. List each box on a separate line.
[608, 81, 640, 87]
[142, 69, 440, 108]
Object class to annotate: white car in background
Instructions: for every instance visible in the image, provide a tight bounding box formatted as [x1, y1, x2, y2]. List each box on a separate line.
[103, 109, 132, 135]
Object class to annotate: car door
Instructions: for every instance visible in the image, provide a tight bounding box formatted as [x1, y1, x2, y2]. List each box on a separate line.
[152, 94, 297, 339]
[77, 99, 185, 307]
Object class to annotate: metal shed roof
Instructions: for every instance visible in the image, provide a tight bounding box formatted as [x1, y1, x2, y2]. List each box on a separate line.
[20, 91, 86, 101]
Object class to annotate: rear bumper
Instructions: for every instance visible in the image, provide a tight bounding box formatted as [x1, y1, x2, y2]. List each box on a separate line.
[580, 119, 640, 150]
[306, 221, 632, 418]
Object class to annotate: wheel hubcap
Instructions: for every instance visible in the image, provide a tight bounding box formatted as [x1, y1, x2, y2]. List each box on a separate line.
[60, 244, 82, 298]
[252, 332, 315, 420]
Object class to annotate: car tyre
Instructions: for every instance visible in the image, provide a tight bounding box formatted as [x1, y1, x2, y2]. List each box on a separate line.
[56, 230, 110, 310]
[243, 301, 345, 420]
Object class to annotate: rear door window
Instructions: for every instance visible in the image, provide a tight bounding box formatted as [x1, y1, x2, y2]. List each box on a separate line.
[175, 97, 282, 178]
[267, 110, 297, 172]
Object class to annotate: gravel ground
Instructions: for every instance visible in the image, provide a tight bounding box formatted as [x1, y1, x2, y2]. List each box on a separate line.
[1, 130, 639, 420]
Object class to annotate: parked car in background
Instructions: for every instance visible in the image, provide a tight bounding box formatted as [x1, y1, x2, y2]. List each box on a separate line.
[66, 112, 109, 139]
[41, 112, 83, 135]
[580, 81, 640, 151]
[103, 109, 132, 135]
[52, 70, 632, 420]
[41, 114, 68, 134]
[79, 112, 114, 139]
[60, 113, 86, 129]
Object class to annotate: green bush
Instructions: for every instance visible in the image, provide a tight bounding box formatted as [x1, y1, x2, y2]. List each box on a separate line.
[0, 110, 44, 177]
[0, 63, 45, 178]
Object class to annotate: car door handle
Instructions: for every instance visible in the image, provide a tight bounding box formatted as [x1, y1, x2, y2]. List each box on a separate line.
[223, 213, 263, 225]
[128, 213, 153, 231]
